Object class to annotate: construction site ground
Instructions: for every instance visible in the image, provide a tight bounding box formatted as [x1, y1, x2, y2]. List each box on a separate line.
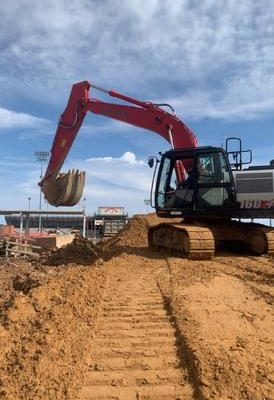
[0, 214, 273, 400]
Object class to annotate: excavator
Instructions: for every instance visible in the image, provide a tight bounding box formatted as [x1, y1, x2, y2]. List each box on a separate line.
[39, 81, 274, 259]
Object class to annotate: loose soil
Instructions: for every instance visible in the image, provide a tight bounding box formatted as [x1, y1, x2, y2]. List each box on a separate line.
[0, 214, 273, 399]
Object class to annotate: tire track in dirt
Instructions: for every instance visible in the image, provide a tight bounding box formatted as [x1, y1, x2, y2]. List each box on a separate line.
[213, 256, 274, 305]
[78, 256, 194, 400]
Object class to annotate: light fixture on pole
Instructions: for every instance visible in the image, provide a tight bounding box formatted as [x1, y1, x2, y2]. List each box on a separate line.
[82, 197, 87, 212]
[28, 197, 31, 210]
[144, 199, 150, 213]
[35, 151, 49, 233]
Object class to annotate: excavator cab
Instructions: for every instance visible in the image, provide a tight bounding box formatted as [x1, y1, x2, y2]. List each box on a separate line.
[154, 147, 238, 218]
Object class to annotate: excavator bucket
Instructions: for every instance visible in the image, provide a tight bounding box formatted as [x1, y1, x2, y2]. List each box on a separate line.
[41, 170, 86, 207]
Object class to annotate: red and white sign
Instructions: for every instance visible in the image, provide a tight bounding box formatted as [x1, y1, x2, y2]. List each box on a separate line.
[97, 207, 125, 216]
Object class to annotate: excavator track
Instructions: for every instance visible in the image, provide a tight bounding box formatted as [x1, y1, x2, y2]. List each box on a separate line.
[204, 220, 274, 257]
[148, 221, 274, 259]
[265, 229, 274, 257]
[148, 223, 215, 260]
[243, 224, 274, 257]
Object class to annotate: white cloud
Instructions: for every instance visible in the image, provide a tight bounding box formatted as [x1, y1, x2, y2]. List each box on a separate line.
[163, 84, 274, 121]
[0, 0, 274, 120]
[65, 151, 153, 214]
[84, 152, 150, 191]
[120, 152, 143, 164]
[0, 107, 49, 129]
[86, 151, 145, 165]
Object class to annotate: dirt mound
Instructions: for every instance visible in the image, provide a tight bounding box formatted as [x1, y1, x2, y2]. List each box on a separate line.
[41, 235, 99, 266]
[0, 259, 106, 400]
[41, 214, 179, 265]
[102, 214, 151, 248]
[101, 213, 181, 250]
[0, 260, 51, 314]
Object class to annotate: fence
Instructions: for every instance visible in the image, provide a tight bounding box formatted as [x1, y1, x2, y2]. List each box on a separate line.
[0, 237, 41, 258]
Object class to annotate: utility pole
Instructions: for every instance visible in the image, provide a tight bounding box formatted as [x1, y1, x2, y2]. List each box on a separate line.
[35, 151, 49, 233]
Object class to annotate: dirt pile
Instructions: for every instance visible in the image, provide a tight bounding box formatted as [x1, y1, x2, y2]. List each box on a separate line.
[101, 214, 151, 249]
[0, 259, 51, 310]
[40, 214, 180, 266]
[101, 213, 181, 251]
[0, 258, 106, 400]
[41, 235, 99, 266]
[39, 215, 155, 266]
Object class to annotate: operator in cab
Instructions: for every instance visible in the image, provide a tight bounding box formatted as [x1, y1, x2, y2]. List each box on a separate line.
[166, 160, 206, 208]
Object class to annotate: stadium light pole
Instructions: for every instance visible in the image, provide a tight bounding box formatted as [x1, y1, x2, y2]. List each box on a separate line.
[82, 197, 87, 238]
[35, 151, 49, 233]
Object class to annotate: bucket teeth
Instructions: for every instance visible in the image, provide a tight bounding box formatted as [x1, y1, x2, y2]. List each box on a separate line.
[41, 170, 86, 207]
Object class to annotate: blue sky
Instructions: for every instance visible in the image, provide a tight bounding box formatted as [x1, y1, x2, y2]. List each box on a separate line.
[0, 0, 274, 218]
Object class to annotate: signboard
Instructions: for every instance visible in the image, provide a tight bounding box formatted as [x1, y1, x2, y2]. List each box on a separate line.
[97, 207, 125, 216]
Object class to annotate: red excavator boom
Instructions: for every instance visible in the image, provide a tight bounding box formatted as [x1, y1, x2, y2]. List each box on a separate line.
[40, 81, 198, 206]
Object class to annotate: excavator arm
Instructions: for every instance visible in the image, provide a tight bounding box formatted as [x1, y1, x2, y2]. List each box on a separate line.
[40, 81, 198, 206]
